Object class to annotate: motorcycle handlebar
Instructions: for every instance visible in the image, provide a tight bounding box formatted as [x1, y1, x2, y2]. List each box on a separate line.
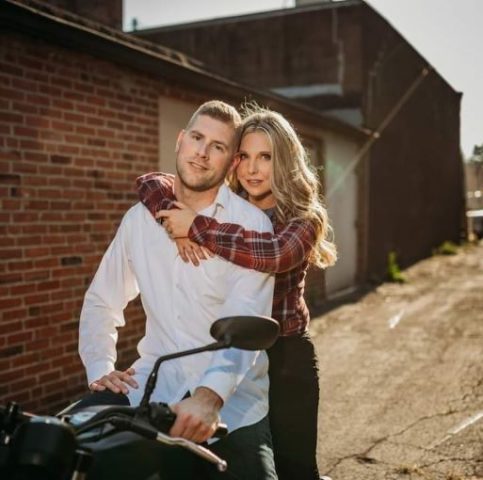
[70, 402, 227, 438]
[104, 415, 227, 472]
[1, 403, 228, 476]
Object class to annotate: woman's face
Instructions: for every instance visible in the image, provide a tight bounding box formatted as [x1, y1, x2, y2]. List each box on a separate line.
[236, 131, 276, 210]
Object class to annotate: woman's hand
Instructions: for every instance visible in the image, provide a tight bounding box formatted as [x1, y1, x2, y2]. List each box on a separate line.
[175, 237, 214, 266]
[156, 201, 197, 239]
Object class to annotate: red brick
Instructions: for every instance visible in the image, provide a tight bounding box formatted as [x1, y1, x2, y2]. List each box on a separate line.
[57, 144, 80, 155]
[0, 249, 22, 259]
[9, 283, 35, 295]
[41, 346, 64, 361]
[0, 87, 25, 102]
[14, 126, 39, 138]
[52, 99, 74, 110]
[24, 115, 50, 129]
[77, 104, 96, 115]
[24, 247, 50, 258]
[14, 78, 38, 92]
[24, 270, 49, 281]
[1, 198, 22, 210]
[24, 293, 49, 305]
[0, 369, 23, 384]
[26, 94, 50, 106]
[0, 237, 15, 247]
[36, 280, 60, 292]
[51, 121, 74, 133]
[19, 139, 40, 150]
[0, 297, 22, 310]
[34, 258, 59, 269]
[8, 260, 33, 271]
[51, 77, 72, 89]
[24, 151, 48, 163]
[25, 339, 50, 352]
[12, 162, 37, 174]
[7, 331, 33, 345]
[39, 130, 63, 142]
[39, 370, 62, 384]
[16, 236, 41, 247]
[1, 308, 28, 322]
[0, 320, 23, 335]
[0, 62, 23, 77]
[17, 56, 43, 71]
[12, 102, 38, 114]
[21, 225, 47, 234]
[36, 326, 58, 339]
[63, 90, 84, 102]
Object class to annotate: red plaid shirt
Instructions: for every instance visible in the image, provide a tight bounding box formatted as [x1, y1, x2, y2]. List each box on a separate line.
[136, 172, 316, 336]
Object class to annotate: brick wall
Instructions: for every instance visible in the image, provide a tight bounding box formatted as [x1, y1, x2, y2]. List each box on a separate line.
[45, 0, 123, 29]
[0, 32, 159, 413]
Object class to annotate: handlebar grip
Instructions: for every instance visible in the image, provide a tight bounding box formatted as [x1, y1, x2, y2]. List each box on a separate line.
[148, 403, 228, 438]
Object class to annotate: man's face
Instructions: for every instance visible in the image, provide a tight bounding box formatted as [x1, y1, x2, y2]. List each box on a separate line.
[175, 115, 237, 192]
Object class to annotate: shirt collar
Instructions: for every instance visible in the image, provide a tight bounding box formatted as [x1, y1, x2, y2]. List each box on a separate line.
[199, 183, 230, 217]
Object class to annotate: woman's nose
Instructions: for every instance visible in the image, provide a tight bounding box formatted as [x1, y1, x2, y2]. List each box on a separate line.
[247, 158, 258, 174]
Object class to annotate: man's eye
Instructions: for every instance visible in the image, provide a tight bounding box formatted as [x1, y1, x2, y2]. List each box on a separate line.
[214, 144, 224, 152]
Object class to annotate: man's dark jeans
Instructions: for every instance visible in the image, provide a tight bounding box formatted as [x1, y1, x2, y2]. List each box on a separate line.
[71, 390, 277, 480]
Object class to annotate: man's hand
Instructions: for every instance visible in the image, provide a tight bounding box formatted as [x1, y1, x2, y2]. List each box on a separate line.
[89, 367, 138, 395]
[169, 387, 223, 443]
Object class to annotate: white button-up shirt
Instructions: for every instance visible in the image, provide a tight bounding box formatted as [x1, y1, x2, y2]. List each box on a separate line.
[79, 184, 275, 433]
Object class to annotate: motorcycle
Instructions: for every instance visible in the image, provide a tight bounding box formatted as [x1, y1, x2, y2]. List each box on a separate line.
[0, 315, 279, 480]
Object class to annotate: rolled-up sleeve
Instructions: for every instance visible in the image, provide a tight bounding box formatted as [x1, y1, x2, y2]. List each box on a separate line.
[79, 211, 140, 385]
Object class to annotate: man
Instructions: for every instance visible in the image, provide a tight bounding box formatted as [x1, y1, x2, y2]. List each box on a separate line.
[78, 100, 277, 479]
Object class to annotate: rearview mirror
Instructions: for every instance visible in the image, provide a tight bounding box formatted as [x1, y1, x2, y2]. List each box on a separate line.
[210, 315, 280, 351]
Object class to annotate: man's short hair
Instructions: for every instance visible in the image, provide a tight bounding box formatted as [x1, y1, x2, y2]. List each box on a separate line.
[186, 100, 242, 131]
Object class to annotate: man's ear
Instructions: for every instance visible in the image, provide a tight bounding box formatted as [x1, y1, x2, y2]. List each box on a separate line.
[228, 154, 240, 175]
[175, 130, 185, 153]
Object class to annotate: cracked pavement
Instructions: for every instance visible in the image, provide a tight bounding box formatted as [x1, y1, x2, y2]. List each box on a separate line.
[311, 242, 483, 480]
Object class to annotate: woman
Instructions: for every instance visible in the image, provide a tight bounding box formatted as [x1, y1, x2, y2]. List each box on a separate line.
[137, 106, 337, 480]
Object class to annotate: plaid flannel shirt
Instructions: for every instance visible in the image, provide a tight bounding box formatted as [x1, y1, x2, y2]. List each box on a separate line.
[136, 172, 315, 336]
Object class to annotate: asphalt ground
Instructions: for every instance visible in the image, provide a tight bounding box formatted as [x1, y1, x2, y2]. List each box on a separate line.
[312, 241, 483, 480]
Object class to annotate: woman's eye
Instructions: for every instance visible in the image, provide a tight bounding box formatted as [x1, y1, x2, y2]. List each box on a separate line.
[262, 154, 272, 161]
[238, 153, 247, 160]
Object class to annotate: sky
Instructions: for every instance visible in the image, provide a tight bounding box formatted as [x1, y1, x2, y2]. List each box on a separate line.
[123, 0, 483, 159]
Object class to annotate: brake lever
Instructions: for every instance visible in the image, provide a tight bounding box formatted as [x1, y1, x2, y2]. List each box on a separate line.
[108, 417, 227, 472]
[146, 402, 228, 437]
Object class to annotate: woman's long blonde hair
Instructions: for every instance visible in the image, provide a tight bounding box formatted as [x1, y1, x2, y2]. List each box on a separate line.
[230, 106, 337, 269]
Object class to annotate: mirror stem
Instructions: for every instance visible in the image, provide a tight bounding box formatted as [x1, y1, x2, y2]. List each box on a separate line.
[140, 339, 231, 408]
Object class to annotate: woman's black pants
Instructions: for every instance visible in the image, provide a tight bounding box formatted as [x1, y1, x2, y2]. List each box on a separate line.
[267, 332, 320, 480]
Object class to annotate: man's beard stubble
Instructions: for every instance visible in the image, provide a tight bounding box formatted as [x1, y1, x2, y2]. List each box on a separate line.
[176, 160, 230, 193]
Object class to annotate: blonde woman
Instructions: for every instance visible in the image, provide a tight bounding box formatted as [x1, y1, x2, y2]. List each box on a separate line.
[137, 107, 336, 480]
